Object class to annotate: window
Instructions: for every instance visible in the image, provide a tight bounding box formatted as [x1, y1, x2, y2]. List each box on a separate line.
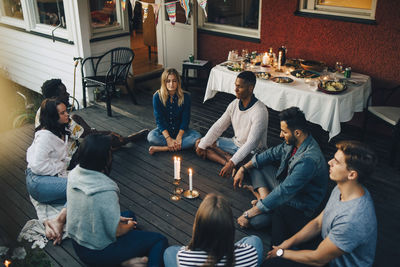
[35, 0, 65, 28]
[298, 0, 377, 22]
[1, 0, 23, 19]
[0, 0, 26, 28]
[0, 0, 71, 40]
[198, 0, 261, 40]
[90, 0, 125, 34]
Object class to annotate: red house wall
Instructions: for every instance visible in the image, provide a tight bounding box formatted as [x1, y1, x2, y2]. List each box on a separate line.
[198, 0, 400, 91]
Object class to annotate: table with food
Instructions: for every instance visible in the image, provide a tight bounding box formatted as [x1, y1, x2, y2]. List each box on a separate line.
[204, 48, 371, 140]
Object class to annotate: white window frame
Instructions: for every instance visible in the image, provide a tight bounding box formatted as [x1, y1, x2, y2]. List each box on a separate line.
[299, 0, 378, 21]
[198, 0, 261, 39]
[0, 0, 28, 28]
[0, 0, 73, 41]
[90, 0, 129, 38]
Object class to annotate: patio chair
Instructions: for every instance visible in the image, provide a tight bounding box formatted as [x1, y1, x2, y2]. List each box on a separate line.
[81, 47, 137, 117]
[363, 85, 400, 166]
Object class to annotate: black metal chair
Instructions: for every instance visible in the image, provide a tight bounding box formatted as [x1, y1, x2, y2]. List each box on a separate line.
[363, 85, 400, 166]
[81, 47, 137, 116]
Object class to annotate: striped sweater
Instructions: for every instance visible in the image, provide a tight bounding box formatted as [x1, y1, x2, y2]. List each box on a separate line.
[176, 243, 259, 266]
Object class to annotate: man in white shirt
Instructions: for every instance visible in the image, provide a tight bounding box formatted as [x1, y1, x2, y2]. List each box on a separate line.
[195, 71, 269, 177]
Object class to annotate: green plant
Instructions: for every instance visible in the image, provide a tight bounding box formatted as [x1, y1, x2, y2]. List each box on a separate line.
[10, 248, 51, 267]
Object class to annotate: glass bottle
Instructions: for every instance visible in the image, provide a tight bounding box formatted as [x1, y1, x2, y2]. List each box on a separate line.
[278, 46, 287, 66]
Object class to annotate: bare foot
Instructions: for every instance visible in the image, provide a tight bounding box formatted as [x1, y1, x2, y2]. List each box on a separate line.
[223, 153, 232, 162]
[243, 185, 261, 200]
[149, 146, 156, 155]
[122, 256, 148, 267]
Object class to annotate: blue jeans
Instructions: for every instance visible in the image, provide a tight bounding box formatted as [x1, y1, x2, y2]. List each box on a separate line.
[72, 211, 168, 267]
[216, 137, 239, 155]
[163, 235, 263, 267]
[248, 165, 279, 230]
[25, 168, 67, 205]
[147, 128, 201, 150]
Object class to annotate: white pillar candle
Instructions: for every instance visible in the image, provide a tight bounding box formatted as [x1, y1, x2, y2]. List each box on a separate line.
[177, 157, 181, 180]
[262, 52, 268, 65]
[174, 157, 177, 179]
[189, 168, 193, 191]
[278, 51, 282, 70]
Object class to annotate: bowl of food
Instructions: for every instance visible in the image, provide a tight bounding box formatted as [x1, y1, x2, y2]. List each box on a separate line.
[255, 72, 272, 80]
[300, 60, 325, 72]
[271, 77, 294, 84]
[291, 69, 320, 79]
[227, 63, 243, 72]
[318, 80, 347, 94]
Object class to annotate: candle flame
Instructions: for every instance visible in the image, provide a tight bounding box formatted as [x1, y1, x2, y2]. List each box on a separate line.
[189, 168, 192, 174]
[4, 260, 11, 267]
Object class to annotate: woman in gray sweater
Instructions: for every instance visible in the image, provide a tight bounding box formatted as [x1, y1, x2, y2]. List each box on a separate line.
[66, 134, 168, 266]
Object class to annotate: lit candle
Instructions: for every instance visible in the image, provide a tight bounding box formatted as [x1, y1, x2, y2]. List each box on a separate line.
[177, 157, 181, 180]
[189, 168, 193, 191]
[173, 157, 177, 180]
[277, 51, 282, 70]
[262, 52, 268, 66]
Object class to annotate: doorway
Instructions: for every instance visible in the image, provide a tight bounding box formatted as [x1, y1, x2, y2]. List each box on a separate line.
[129, 0, 163, 77]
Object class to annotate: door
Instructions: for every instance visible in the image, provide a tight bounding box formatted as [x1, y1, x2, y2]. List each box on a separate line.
[156, 0, 197, 73]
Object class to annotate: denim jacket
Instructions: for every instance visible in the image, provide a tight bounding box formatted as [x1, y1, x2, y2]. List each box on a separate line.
[153, 91, 191, 138]
[252, 135, 328, 216]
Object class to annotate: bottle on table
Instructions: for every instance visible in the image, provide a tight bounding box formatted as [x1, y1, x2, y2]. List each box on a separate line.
[278, 46, 287, 66]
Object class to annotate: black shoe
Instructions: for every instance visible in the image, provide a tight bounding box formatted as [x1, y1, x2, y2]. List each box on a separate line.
[127, 129, 150, 142]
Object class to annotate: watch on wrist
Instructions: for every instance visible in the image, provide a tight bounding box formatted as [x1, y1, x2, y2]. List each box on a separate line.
[276, 248, 284, 257]
[243, 211, 249, 219]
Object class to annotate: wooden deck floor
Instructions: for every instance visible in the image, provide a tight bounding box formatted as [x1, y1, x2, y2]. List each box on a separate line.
[0, 82, 399, 266]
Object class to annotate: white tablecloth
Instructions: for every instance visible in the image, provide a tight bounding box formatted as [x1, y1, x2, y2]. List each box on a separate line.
[204, 65, 371, 140]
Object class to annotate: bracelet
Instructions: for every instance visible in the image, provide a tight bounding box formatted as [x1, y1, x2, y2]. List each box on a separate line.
[165, 136, 171, 140]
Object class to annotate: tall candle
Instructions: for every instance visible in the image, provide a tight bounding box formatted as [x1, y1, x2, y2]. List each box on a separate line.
[189, 168, 193, 191]
[278, 51, 282, 70]
[177, 157, 181, 180]
[174, 157, 177, 179]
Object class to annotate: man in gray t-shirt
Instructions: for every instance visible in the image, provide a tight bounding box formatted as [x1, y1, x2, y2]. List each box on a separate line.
[264, 140, 377, 267]
[322, 185, 376, 266]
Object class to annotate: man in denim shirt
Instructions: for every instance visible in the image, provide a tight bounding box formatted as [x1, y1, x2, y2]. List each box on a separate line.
[264, 141, 377, 267]
[233, 107, 328, 231]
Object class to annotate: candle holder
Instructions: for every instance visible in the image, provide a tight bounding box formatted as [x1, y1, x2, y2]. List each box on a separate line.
[171, 178, 183, 201]
[183, 189, 200, 199]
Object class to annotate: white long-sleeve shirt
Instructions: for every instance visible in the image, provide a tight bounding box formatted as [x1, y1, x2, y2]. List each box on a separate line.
[198, 99, 269, 165]
[27, 130, 69, 177]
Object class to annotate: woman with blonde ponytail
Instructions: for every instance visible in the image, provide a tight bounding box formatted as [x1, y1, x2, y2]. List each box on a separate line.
[147, 68, 201, 154]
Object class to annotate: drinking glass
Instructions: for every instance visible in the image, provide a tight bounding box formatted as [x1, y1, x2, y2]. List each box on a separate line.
[335, 62, 343, 73]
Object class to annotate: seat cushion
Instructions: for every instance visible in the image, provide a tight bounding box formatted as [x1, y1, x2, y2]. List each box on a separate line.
[368, 106, 400, 126]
